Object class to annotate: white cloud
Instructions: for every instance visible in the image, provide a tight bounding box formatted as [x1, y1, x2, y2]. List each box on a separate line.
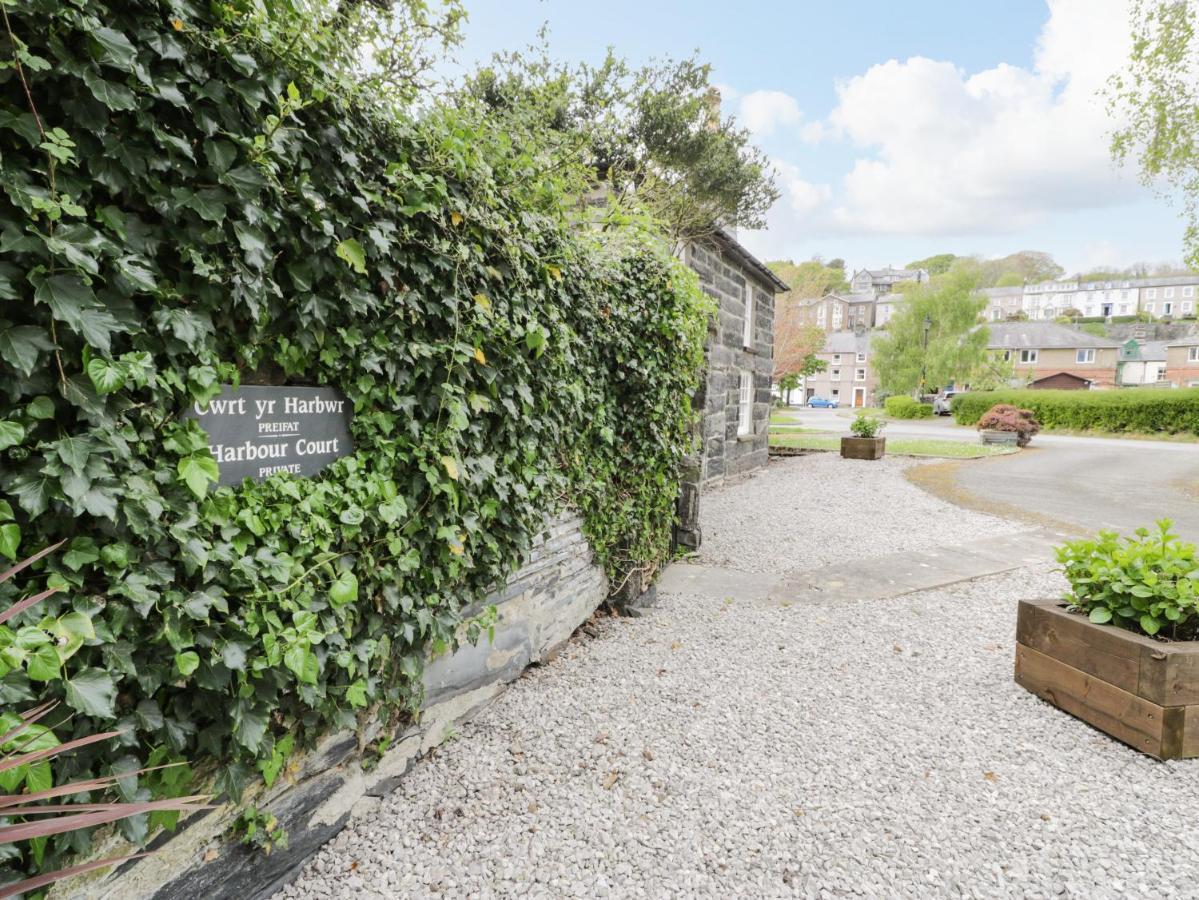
[738, 89, 803, 137]
[820, 0, 1138, 236]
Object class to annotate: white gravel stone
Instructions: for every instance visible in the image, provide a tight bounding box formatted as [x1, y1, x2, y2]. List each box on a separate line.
[697, 454, 1026, 574]
[277, 456, 1199, 899]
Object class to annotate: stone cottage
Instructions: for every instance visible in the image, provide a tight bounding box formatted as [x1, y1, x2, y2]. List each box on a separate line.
[672, 227, 786, 551]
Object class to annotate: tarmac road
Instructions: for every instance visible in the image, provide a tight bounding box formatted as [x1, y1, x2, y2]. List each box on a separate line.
[778, 406, 1199, 541]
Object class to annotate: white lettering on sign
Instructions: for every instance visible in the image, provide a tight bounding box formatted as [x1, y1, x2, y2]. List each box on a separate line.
[283, 396, 346, 415]
[295, 438, 340, 456]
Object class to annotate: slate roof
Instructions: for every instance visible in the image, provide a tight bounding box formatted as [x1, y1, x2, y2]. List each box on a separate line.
[1167, 334, 1199, 348]
[826, 291, 878, 306]
[710, 227, 790, 292]
[984, 322, 1123, 350]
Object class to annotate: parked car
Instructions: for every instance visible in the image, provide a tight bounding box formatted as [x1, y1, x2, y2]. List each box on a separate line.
[933, 391, 957, 416]
[807, 396, 839, 409]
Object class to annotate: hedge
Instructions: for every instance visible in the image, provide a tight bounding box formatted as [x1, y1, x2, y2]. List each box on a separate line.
[884, 395, 933, 419]
[951, 388, 1199, 433]
[0, 0, 711, 877]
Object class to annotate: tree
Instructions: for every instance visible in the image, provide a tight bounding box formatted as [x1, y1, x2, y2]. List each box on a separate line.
[995, 272, 1024, 287]
[1109, 0, 1199, 269]
[458, 48, 778, 241]
[773, 309, 827, 404]
[906, 253, 958, 276]
[767, 259, 849, 299]
[872, 272, 990, 395]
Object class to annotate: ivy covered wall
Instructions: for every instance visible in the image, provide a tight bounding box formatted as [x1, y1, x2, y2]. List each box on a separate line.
[0, 0, 710, 879]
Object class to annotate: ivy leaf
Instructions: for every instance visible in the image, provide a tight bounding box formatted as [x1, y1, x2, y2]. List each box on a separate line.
[90, 27, 138, 70]
[33, 274, 121, 353]
[0, 324, 55, 377]
[222, 642, 248, 672]
[440, 456, 459, 481]
[26, 645, 60, 682]
[345, 679, 368, 708]
[329, 571, 358, 607]
[64, 668, 118, 718]
[473, 292, 492, 314]
[0, 524, 18, 561]
[174, 651, 199, 676]
[81, 68, 137, 111]
[221, 165, 266, 198]
[26, 397, 55, 420]
[87, 357, 126, 395]
[525, 328, 547, 356]
[335, 238, 367, 275]
[0, 421, 23, 451]
[9, 472, 51, 517]
[178, 454, 219, 498]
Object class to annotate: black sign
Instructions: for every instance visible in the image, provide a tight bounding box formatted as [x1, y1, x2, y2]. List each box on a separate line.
[185, 385, 353, 486]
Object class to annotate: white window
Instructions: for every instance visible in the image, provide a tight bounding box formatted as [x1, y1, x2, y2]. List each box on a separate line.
[1076, 349, 1095, 364]
[831, 388, 840, 398]
[856, 353, 867, 362]
[1146, 288, 1157, 299]
[831, 368, 841, 381]
[1165, 287, 1175, 299]
[1119, 304, 1130, 314]
[854, 368, 866, 382]
[1002, 350, 1012, 361]
[1020, 349, 1039, 364]
[737, 371, 753, 436]
[1184, 286, 1195, 298]
[1164, 302, 1174, 316]
[742, 283, 755, 348]
[1146, 303, 1156, 313]
[1190, 347, 1199, 363]
[1184, 301, 1194, 314]
[832, 354, 842, 364]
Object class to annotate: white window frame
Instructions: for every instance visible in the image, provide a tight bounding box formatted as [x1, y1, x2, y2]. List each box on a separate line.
[1165, 287, 1175, 299]
[742, 283, 755, 349]
[856, 352, 867, 362]
[1076, 349, 1095, 364]
[1184, 286, 1195, 298]
[1020, 349, 1039, 364]
[1146, 288, 1157, 299]
[1146, 303, 1156, 313]
[830, 368, 841, 381]
[1184, 301, 1194, 314]
[831, 354, 842, 365]
[1165, 302, 1174, 316]
[1190, 347, 1199, 363]
[854, 368, 866, 382]
[737, 370, 753, 436]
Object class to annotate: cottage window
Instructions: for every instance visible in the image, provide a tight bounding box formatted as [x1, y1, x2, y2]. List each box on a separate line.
[737, 371, 753, 436]
[1076, 349, 1095, 364]
[831, 368, 841, 381]
[1020, 349, 1038, 364]
[1164, 302, 1174, 316]
[856, 352, 867, 362]
[742, 283, 755, 349]
[1184, 301, 1194, 314]
[1145, 303, 1156, 313]
[1146, 288, 1157, 299]
[1190, 347, 1199, 363]
[831, 354, 842, 364]
[1165, 287, 1175, 299]
[1185, 286, 1195, 298]
[854, 368, 866, 382]
[1002, 350, 1012, 362]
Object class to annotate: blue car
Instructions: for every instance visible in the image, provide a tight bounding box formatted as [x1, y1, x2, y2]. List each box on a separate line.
[807, 396, 839, 409]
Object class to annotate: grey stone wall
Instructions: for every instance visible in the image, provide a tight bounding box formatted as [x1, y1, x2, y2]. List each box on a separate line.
[57, 513, 607, 900]
[684, 239, 775, 486]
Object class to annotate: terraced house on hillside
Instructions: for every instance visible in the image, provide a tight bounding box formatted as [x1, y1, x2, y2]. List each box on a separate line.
[800, 330, 880, 408]
[982, 273, 1199, 322]
[986, 322, 1122, 388]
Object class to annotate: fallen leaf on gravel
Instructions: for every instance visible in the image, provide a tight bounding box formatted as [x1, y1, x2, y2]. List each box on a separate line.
[984, 771, 998, 782]
[528, 802, 538, 813]
[603, 770, 620, 789]
[643, 748, 655, 761]
[893, 644, 903, 654]
[671, 641, 682, 650]
[203, 849, 219, 862]
[1040, 813, 1051, 821]
[657, 667, 667, 676]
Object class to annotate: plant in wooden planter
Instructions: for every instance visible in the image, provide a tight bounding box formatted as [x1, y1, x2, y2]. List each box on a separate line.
[1015, 520, 1199, 759]
[841, 414, 886, 460]
[977, 403, 1039, 447]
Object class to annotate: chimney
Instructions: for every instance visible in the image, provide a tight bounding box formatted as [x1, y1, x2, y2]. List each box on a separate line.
[704, 87, 721, 132]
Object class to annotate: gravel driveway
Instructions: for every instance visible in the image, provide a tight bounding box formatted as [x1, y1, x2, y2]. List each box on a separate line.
[279, 455, 1199, 899]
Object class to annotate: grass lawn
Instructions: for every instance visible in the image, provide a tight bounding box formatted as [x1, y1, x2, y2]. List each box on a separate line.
[769, 433, 1018, 459]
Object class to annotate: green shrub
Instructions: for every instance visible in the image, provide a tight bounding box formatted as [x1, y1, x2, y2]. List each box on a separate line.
[0, 0, 711, 877]
[884, 395, 933, 419]
[951, 388, 1199, 434]
[1057, 520, 1199, 639]
[849, 413, 884, 438]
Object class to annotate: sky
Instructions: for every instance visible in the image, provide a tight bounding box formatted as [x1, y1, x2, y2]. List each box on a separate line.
[445, 0, 1190, 276]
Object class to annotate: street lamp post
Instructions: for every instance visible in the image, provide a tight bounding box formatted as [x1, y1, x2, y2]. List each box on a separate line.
[917, 314, 932, 399]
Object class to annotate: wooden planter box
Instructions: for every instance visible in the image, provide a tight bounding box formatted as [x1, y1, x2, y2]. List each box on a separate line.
[1015, 598, 1199, 759]
[980, 429, 1019, 445]
[840, 436, 885, 460]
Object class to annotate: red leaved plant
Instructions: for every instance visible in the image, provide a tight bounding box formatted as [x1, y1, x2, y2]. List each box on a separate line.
[0, 543, 209, 898]
[976, 403, 1041, 447]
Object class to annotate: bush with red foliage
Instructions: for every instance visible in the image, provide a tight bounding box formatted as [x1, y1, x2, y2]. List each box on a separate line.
[976, 403, 1041, 446]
